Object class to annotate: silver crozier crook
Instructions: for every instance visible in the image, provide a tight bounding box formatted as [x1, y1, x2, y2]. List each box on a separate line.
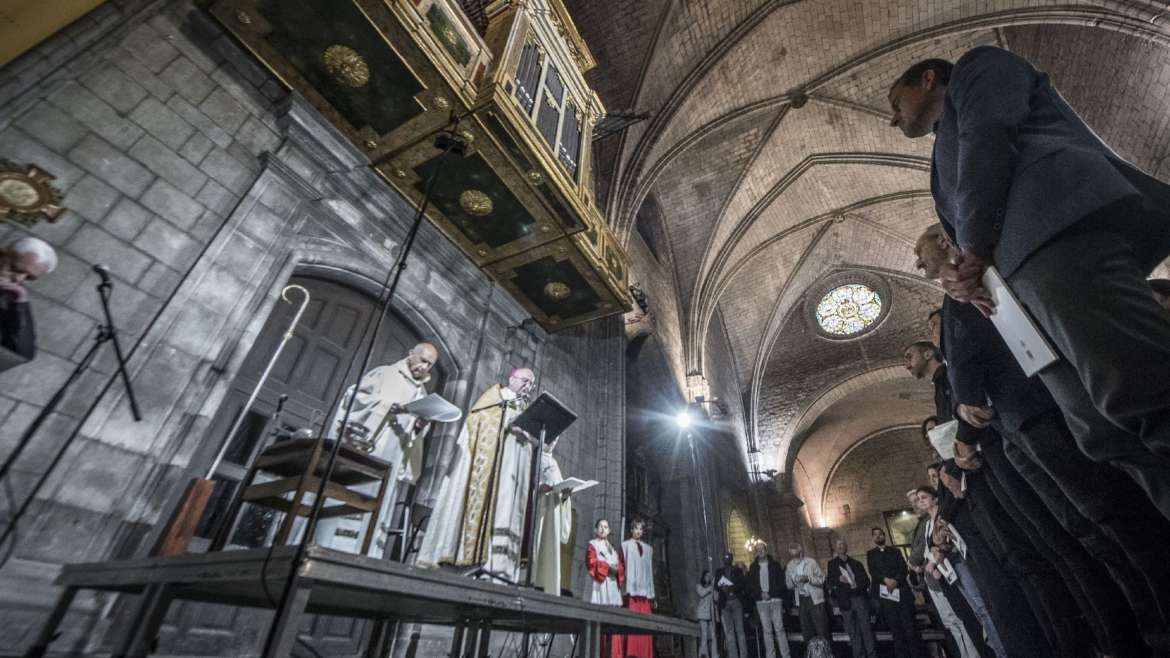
[206, 284, 311, 477]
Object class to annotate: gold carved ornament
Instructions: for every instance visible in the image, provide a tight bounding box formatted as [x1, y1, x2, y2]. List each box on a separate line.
[438, 25, 461, 53]
[322, 45, 370, 88]
[544, 281, 570, 300]
[0, 162, 65, 226]
[458, 190, 493, 216]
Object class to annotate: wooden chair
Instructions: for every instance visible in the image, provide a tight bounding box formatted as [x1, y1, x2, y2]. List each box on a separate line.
[210, 437, 393, 554]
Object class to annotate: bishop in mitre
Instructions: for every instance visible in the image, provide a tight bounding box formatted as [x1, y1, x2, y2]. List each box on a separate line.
[416, 367, 536, 580]
[532, 437, 573, 595]
[313, 342, 438, 555]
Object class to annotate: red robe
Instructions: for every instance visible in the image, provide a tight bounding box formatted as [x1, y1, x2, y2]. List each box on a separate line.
[587, 541, 626, 591]
[587, 540, 625, 658]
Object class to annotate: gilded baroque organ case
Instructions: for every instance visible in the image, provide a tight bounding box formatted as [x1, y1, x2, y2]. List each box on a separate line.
[209, 0, 631, 330]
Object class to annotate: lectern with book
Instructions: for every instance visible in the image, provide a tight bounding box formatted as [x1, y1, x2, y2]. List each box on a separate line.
[512, 392, 577, 587]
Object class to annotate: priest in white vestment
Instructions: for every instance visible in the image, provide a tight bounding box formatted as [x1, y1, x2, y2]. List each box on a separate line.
[312, 343, 437, 555]
[532, 438, 572, 595]
[416, 367, 536, 579]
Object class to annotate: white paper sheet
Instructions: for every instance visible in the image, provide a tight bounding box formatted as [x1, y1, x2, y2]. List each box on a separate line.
[551, 477, 598, 494]
[404, 393, 463, 423]
[879, 584, 901, 602]
[982, 266, 1059, 377]
[717, 576, 734, 588]
[936, 558, 959, 585]
[927, 419, 958, 460]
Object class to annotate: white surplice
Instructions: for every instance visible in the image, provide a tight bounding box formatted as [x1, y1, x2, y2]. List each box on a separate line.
[532, 450, 572, 595]
[313, 358, 428, 555]
[621, 538, 655, 599]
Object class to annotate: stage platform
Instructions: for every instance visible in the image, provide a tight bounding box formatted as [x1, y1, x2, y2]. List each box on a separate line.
[27, 545, 697, 658]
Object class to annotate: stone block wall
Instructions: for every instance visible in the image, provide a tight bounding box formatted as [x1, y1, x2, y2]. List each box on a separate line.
[0, 1, 627, 652]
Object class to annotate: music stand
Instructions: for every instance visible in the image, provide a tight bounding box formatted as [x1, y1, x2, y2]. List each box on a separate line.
[512, 392, 577, 587]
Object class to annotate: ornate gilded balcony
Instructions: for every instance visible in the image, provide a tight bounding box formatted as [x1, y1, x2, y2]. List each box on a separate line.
[210, 0, 631, 330]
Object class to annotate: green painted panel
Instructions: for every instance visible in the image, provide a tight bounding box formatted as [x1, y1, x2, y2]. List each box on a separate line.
[426, 4, 471, 66]
[605, 244, 625, 283]
[258, 0, 424, 133]
[584, 222, 599, 247]
[512, 256, 600, 319]
[413, 152, 537, 248]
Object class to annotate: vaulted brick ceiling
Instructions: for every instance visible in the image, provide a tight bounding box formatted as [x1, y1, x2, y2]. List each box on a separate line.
[566, 0, 1170, 471]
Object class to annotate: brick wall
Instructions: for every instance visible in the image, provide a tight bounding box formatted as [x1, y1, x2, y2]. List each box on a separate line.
[819, 427, 935, 561]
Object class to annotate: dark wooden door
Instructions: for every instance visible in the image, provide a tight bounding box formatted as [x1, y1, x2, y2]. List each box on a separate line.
[157, 274, 436, 657]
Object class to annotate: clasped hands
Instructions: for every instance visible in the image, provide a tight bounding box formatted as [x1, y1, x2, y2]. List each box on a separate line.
[954, 404, 993, 470]
[0, 279, 29, 303]
[939, 253, 994, 316]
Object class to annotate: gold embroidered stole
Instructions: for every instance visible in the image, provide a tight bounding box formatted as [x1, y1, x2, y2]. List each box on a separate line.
[457, 385, 511, 564]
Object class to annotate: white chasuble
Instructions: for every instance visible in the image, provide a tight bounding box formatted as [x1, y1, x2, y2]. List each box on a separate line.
[416, 384, 526, 570]
[314, 359, 428, 555]
[532, 451, 572, 595]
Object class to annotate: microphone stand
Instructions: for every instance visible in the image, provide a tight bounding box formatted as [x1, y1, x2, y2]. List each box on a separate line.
[260, 123, 468, 657]
[0, 267, 141, 561]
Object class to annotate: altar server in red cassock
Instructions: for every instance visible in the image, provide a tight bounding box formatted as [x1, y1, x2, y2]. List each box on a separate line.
[588, 519, 625, 658]
[622, 519, 655, 658]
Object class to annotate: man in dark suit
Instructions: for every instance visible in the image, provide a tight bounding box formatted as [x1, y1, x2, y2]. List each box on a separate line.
[916, 224, 1170, 652]
[827, 538, 876, 658]
[715, 552, 749, 658]
[888, 46, 1170, 520]
[902, 341, 951, 422]
[865, 527, 922, 658]
[0, 237, 56, 366]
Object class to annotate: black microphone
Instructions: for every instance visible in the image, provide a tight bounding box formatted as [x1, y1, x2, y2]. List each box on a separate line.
[92, 264, 111, 283]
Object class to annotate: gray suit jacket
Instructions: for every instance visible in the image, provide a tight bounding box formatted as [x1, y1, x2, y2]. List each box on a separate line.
[932, 46, 1170, 276]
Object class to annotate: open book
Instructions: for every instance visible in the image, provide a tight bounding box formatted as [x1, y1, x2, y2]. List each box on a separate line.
[404, 393, 463, 423]
[551, 477, 598, 495]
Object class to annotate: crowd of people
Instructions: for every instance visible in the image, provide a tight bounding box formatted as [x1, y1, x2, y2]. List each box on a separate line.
[894, 215, 1170, 658]
[694, 533, 938, 658]
[885, 44, 1170, 657]
[694, 42, 1170, 658]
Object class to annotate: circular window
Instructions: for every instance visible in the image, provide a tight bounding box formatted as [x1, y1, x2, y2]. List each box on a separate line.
[814, 283, 883, 337]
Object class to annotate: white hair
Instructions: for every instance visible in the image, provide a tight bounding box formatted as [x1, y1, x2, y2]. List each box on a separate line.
[9, 237, 57, 273]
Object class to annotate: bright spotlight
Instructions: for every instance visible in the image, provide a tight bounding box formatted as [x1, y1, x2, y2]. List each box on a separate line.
[675, 411, 692, 428]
